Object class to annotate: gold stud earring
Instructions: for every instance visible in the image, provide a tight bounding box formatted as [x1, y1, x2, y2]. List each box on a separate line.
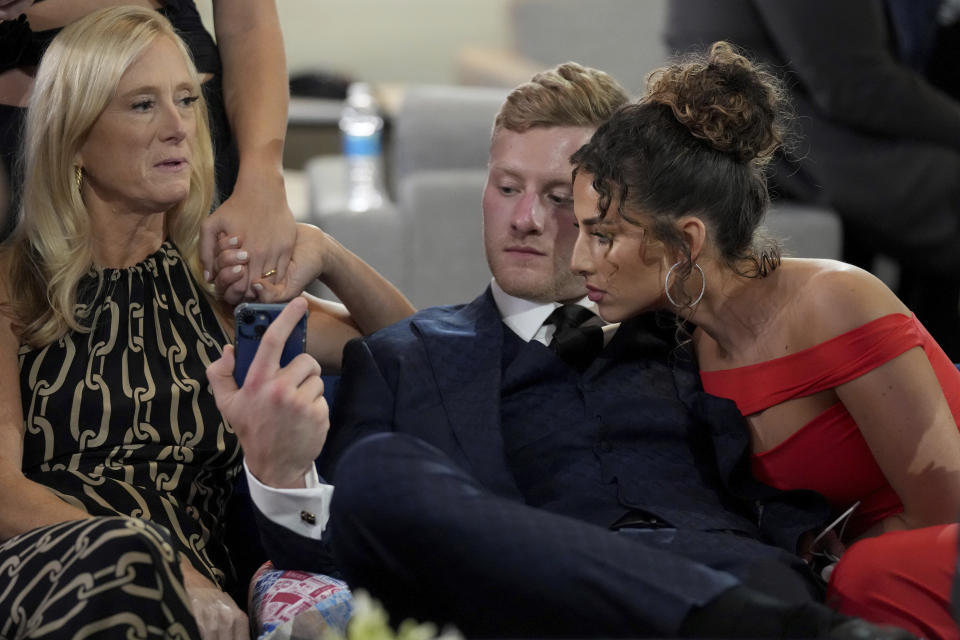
[74, 165, 83, 192]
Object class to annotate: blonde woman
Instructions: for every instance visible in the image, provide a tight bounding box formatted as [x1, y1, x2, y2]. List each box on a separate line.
[0, 7, 412, 638]
[0, 0, 296, 304]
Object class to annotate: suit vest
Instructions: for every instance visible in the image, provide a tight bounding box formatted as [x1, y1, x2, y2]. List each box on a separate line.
[498, 315, 759, 534]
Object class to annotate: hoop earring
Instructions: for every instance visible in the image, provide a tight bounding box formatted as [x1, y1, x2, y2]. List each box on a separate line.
[664, 262, 706, 308]
[74, 165, 84, 192]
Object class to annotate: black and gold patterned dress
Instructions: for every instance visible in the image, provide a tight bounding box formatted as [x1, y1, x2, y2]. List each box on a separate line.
[1, 242, 241, 639]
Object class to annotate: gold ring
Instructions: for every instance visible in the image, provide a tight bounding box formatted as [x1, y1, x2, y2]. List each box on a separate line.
[261, 268, 277, 278]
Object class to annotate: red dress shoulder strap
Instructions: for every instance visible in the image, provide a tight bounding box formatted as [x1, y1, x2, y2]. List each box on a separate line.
[700, 314, 923, 415]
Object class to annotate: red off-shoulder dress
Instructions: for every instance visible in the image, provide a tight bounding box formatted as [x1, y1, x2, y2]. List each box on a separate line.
[701, 313, 959, 640]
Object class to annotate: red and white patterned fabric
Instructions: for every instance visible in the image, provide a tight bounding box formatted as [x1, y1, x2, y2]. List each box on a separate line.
[248, 561, 353, 640]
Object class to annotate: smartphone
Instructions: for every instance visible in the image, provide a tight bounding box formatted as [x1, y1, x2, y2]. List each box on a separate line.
[233, 302, 308, 386]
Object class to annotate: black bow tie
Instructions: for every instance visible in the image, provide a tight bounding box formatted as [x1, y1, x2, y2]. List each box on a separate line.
[546, 304, 605, 371]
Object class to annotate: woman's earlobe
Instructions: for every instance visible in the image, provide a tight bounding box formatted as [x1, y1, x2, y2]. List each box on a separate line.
[678, 216, 708, 262]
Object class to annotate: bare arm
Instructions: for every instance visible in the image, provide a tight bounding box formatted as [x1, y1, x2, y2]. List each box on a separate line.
[0, 0, 33, 20]
[812, 268, 960, 535]
[311, 231, 416, 335]
[200, 0, 297, 303]
[0, 273, 90, 542]
[838, 347, 960, 535]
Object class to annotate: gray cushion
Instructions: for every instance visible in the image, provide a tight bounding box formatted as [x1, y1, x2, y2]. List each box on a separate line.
[764, 202, 843, 260]
[390, 85, 508, 190]
[397, 169, 490, 308]
[511, 0, 668, 95]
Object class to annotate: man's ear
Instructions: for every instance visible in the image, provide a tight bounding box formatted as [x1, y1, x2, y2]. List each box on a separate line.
[677, 216, 708, 264]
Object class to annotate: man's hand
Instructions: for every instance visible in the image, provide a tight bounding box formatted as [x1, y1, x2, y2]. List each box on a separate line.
[180, 557, 249, 640]
[201, 174, 297, 304]
[0, 0, 34, 20]
[799, 528, 846, 581]
[207, 297, 329, 488]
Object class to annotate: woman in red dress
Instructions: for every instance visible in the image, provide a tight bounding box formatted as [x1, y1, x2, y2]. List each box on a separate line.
[569, 41, 960, 640]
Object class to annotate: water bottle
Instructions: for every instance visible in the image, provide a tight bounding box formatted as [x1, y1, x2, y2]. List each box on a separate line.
[339, 82, 385, 212]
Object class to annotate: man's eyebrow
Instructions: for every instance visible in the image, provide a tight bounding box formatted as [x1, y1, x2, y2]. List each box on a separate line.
[488, 164, 520, 177]
[489, 166, 573, 191]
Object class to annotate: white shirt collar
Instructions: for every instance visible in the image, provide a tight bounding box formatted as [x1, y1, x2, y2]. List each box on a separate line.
[489, 278, 598, 342]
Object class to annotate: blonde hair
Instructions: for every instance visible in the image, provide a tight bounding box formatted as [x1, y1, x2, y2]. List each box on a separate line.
[3, 5, 215, 346]
[492, 62, 629, 138]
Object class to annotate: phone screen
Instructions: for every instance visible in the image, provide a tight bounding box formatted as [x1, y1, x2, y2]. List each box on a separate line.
[233, 302, 308, 386]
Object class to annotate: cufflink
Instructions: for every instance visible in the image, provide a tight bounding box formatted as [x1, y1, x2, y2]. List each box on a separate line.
[300, 510, 316, 525]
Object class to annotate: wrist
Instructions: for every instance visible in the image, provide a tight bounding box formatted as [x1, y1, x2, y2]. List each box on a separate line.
[315, 235, 350, 287]
[262, 473, 309, 490]
[249, 460, 311, 490]
[235, 143, 285, 182]
[233, 163, 286, 198]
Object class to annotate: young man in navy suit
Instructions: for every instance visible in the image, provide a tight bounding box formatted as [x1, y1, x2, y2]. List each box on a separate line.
[208, 64, 914, 639]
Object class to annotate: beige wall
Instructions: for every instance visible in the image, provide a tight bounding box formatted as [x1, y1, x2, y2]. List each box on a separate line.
[195, 0, 511, 84]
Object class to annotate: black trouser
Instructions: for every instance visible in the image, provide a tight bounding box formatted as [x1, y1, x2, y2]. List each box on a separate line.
[329, 432, 821, 638]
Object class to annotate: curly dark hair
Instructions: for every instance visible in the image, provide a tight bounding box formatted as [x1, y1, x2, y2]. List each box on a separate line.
[570, 41, 787, 307]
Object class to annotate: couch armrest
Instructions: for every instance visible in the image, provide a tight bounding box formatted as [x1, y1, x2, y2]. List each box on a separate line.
[396, 169, 490, 308]
[389, 85, 508, 192]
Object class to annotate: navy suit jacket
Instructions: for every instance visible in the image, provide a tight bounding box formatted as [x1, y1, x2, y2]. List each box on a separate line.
[255, 289, 829, 573]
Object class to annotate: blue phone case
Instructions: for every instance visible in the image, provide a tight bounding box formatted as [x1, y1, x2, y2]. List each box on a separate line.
[233, 302, 308, 386]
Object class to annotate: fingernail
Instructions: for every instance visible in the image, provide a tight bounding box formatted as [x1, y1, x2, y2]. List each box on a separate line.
[232, 265, 243, 273]
[229, 236, 239, 246]
[203, 270, 211, 281]
[236, 250, 248, 260]
[252, 283, 263, 291]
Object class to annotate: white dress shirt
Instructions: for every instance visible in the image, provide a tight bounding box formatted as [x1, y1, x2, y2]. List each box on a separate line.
[244, 459, 332, 539]
[245, 279, 602, 536]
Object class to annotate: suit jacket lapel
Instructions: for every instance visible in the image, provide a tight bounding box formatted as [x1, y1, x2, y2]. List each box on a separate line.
[411, 288, 521, 497]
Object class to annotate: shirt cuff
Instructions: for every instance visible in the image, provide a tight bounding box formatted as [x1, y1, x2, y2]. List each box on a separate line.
[244, 460, 333, 540]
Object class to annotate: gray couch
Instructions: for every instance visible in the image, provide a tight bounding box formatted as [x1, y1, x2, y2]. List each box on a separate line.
[309, 84, 842, 309]
[456, 0, 670, 95]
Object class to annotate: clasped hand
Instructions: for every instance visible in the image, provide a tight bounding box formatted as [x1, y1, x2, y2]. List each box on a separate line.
[209, 223, 331, 304]
[200, 178, 298, 305]
[799, 528, 847, 581]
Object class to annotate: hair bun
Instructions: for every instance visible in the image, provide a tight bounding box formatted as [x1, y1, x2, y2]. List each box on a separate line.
[645, 41, 785, 164]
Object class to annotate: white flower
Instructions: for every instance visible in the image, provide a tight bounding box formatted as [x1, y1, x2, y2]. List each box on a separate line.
[323, 590, 463, 640]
